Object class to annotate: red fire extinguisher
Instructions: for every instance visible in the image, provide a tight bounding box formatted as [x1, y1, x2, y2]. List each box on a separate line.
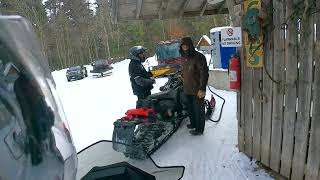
[229, 55, 241, 89]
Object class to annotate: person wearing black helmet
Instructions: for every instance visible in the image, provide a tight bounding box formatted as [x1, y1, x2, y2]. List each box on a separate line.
[128, 46, 155, 108]
[180, 37, 209, 136]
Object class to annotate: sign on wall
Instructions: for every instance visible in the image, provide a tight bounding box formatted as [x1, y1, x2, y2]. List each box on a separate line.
[221, 27, 242, 47]
[243, 0, 264, 68]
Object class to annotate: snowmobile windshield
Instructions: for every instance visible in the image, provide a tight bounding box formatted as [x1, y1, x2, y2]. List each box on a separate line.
[0, 16, 77, 179]
[155, 42, 181, 62]
[0, 15, 75, 143]
[77, 140, 185, 180]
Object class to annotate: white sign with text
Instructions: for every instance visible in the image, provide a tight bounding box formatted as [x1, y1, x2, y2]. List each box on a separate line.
[221, 27, 242, 47]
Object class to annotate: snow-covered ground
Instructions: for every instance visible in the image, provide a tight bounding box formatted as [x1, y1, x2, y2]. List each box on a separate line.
[52, 58, 273, 180]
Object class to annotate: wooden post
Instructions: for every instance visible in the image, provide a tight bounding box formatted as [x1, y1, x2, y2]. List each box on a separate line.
[291, 6, 315, 180]
[227, 0, 245, 152]
[252, 68, 262, 160]
[269, 0, 285, 172]
[305, 4, 320, 180]
[280, 0, 298, 177]
[244, 63, 253, 157]
[242, 0, 264, 158]
[239, 48, 246, 152]
[260, 0, 273, 167]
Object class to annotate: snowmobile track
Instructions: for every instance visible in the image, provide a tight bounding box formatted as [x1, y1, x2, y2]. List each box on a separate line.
[126, 115, 186, 159]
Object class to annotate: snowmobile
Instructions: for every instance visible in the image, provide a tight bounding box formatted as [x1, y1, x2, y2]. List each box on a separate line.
[77, 140, 185, 180]
[90, 59, 113, 78]
[0, 16, 77, 180]
[112, 72, 216, 159]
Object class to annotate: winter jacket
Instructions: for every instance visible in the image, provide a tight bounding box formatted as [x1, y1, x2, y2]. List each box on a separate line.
[180, 37, 209, 95]
[129, 59, 154, 95]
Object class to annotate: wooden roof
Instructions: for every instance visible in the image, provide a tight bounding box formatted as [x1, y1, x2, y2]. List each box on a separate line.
[110, 0, 229, 23]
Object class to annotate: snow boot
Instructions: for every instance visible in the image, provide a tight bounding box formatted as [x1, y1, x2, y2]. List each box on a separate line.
[186, 124, 194, 129]
[189, 130, 203, 136]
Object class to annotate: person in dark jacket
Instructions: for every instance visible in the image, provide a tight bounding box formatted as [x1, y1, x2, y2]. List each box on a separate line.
[128, 46, 155, 108]
[180, 37, 209, 135]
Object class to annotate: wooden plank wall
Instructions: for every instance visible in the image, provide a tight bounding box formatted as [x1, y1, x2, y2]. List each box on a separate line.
[238, 0, 319, 179]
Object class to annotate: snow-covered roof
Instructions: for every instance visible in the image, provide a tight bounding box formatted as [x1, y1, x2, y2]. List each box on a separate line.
[202, 35, 211, 44]
[197, 35, 211, 47]
[210, 26, 233, 34]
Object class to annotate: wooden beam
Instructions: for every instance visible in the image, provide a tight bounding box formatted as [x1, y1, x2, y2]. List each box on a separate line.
[136, 0, 143, 19]
[120, 8, 228, 21]
[199, 0, 208, 16]
[225, 0, 235, 25]
[217, 1, 226, 14]
[179, 0, 191, 18]
[158, 0, 169, 20]
[184, 8, 229, 17]
[119, 15, 158, 21]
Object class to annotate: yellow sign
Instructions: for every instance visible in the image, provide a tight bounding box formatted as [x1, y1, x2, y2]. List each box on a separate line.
[243, 0, 264, 68]
[245, 43, 263, 67]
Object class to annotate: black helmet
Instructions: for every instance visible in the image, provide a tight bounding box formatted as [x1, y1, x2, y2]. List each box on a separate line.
[0, 16, 77, 180]
[128, 46, 147, 61]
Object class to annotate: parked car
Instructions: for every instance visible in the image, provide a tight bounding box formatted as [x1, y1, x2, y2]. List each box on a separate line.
[90, 59, 113, 77]
[66, 65, 88, 82]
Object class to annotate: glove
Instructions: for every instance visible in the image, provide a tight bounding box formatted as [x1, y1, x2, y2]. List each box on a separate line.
[150, 77, 156, 84]
[134, 76, 155, 86]
[197, 90, 206, 98]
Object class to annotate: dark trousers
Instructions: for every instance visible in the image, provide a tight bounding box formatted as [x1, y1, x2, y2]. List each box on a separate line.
[136, 91, 151, 108]
[186, 95, 205, 133]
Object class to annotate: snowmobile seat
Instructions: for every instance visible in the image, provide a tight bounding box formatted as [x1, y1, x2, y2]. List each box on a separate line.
[147, 89, 179, 109]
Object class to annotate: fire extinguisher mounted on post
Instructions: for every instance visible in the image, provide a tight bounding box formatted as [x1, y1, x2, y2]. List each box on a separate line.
[229, 54, 241, 90]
